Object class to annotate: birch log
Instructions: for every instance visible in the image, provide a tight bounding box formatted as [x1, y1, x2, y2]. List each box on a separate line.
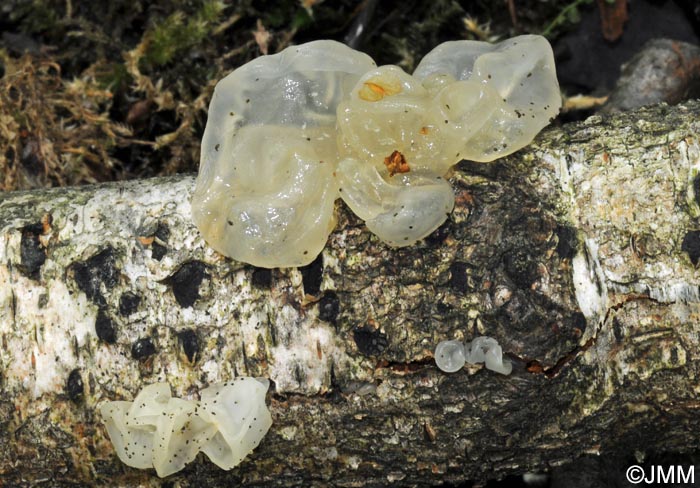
[2, 101, 700, 487]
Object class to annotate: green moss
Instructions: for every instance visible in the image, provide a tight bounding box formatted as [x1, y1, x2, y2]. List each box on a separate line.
[540, 0, 595, 39]
[94, 62, 131, 91]
[10, 0, 63, 37]
[142, 0, 225, 69]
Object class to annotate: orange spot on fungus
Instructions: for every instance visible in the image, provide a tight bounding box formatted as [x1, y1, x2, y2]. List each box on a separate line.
[366, 82, 386, 95]
[383, 150, 410, 177]
[358, 77, 402, 101]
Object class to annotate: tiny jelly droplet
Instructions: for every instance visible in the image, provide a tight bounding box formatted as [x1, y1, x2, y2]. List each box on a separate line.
[434, 339, 466, 373]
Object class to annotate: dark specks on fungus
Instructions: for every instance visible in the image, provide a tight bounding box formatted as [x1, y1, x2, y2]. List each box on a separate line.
[681, 230, 700, 266]
[132, 337, 156, 360]
[119, 292, 141, 317]
[66, 368, 84, 403]
[95, 308, 117, 344]
[165, 261, 208, 308]
[70, 247, 119, 307]
[353, 325, 388, 357]
[300, 254, 323, 297]
[318, 291, 340, 324]
[177, 329, 199, 364]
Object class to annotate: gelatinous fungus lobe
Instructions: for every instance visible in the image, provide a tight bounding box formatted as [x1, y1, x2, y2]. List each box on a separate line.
[434, 336, 512, 375]
[434, 339, 466, 373]
[336, 65, 456, 247]
[99, 378, 273, 477]
[358, 75, 403, 102]
[192, 36, 560, 268]
[192, 41, 377, 269]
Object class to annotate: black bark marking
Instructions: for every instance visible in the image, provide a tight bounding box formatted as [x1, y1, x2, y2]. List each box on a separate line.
[155, 222, 170, 242]
[151, 242, 167, 261]
[251, 268, 272, 289]
[95, 308, 117, 344]
[66, 369, 84, 403]
[448, 262, 474, 293]
[70, 247, 119, 306]
[300, 254, 323, 296]
[569, 311, 587, 333]
[612, 317, 624, 343]
[178, 329, 199, 364]
[131, 337, 156, 360]
[165, 261, 207, 308]
[555, 224, 579, 260]
[318, 291, 340, 324]
[503, 250, 539, 289]
[118, 292, 141, 317]
[19, 222, 46, 279]
[353, 327, 388, 356]
[424, 220, 451, 245]
[693, 174, 700, 207]
[681, 230, 700, 266]
[151, 222, 170, 261]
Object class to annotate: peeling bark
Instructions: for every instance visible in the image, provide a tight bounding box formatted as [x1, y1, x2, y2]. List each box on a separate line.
[2, 101, 700, 487]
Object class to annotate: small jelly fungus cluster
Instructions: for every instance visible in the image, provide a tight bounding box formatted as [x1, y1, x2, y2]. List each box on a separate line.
[99, 378, 272, 477]
[434, 336, 512, 375]
[192, 36, 561, 268]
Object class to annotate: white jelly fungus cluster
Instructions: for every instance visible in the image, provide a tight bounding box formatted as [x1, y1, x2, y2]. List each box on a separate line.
[435, 336, 512, 375]
[192, 36, 561, 268]
[99, 378, 272, 477]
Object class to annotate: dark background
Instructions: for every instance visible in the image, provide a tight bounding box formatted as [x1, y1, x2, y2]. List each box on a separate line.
[1, 0, 698, 192]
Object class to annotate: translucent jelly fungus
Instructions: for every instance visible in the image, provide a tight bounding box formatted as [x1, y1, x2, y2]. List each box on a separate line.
[193, 36, 560, 268]
[434, 336, 512, 375]
[100, 378, 272, 477]
[434, 339, 466, 373]
[465, 336, 513, 375]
